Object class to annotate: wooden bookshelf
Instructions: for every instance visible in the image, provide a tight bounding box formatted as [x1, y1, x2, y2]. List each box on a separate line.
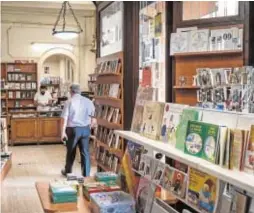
[94, 52, 124, 173]
[1, 63, 38, 112]
[174, 49, 242, 57]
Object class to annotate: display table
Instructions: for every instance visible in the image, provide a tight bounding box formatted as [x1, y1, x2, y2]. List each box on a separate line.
[10, 110, 62, 145]
[35, 182, 92, 213]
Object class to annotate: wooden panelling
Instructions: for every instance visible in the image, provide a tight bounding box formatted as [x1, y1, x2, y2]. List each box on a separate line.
[38, 118, 61, 142]
[96, 75, 122, 84]
[11, 118, 37, 143]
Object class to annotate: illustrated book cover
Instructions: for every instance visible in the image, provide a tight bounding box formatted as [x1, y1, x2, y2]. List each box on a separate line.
[160, 103, 188, 145]
[244, 125, 254, 174]
[140, 101, 165, 140]
[184, 121, 219, 163]
[187, 168, 218, 213]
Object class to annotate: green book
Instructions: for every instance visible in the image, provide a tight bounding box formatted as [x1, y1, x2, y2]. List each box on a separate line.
[175, 109, 200, 151]
[51, 195, 77, 203]
[50, 183, 77, 196]
[185, 120, 219, 163]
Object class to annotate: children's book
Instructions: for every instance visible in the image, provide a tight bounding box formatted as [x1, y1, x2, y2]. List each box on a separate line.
[160, 103, 188, 145]
[244, 125, 254, 174]
[152, 161, 166, 185]
[140, 101, 165, 140]
[131, 87, 155, 133]
[185, 121, 219, 163]
[176, 109, 200, 151]
[136, 178, 156, 213]
[187, 168, 218, 213]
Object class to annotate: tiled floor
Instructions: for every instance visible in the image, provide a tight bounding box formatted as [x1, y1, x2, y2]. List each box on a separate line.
[1, 144, 97, 213]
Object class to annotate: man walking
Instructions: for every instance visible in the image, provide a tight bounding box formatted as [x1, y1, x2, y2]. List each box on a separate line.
[61, 84, 95, 177]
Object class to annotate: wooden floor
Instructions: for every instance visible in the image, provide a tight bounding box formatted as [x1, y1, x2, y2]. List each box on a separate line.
[1, 144, 97, 213]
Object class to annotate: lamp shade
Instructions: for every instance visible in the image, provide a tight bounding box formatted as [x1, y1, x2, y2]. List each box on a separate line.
[53, 31, 79, 40]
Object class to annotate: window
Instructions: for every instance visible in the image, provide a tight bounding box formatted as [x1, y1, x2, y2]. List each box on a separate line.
[182, 1, 239, 21]
[139, 1, 166, 102]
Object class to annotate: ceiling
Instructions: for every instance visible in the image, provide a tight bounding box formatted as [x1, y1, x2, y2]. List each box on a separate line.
[1, 1, 96, 17]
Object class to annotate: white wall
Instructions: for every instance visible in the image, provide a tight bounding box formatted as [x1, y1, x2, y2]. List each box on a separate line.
[1, 6, 96, 91]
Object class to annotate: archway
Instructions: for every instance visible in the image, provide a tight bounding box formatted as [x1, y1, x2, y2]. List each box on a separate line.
[37, 48, 78, 85]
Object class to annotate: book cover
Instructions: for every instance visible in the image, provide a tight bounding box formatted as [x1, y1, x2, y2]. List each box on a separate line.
[131, 87, 155, 133]
[138, 154, 146, 176]
[218, 126, 228, 167]
[231, 129, 246, 170]
[185, 121, 219, 163]
[176, 109, 200, 151]
[140, 101, 165, 140]
[160, 165, 174, 191]
[189, 29, 209, 52]
[154, 13, 162, 37]
[152, 161, 165, 185]
[170, 32, 189, 55]
[127, 141, 143, 171]
[144, 155, 157, 180]
[160, 103, 188, 145]
[171, 170, 187, 198]
[210, 68, 227, 86]
[109, 84, 120, 98]
[233, 191, 248, 213]
[187, 168, 218, 213]
[136, 178, 156, 213]
[244, 125, 254, 174]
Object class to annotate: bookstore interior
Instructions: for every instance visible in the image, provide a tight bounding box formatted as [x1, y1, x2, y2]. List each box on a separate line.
[1, 1, 254, 213]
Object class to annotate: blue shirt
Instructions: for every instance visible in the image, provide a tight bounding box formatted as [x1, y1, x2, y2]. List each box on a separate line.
[61, 94, 95, 127]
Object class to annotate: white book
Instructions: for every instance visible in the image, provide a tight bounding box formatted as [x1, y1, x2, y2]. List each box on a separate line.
[189, 29, 209, 52]
[109, 84, 120, 98]
[170, 32, 189, 55]
[221, 28, 234, 50]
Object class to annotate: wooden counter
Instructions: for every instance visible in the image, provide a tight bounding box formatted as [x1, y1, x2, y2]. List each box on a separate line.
[35, 182, 92, 213]
[10, 111, 62, 145]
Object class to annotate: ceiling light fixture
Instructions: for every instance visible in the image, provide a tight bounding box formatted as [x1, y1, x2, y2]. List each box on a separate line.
[52, 1, 83, 40]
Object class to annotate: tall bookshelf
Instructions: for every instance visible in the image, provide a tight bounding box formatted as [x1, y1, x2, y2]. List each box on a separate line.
[94, 52, 124, 173]
[1, 63, 38, 112]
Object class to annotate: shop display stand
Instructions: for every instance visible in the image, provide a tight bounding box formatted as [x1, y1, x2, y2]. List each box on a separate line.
[94, 52, 124, 173]
[1, 63, 38, 112]
[172, 25, 244, 106]
[115, 108, 254, 213]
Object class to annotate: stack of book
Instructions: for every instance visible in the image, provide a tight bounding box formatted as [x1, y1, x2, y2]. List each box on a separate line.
[49, 182, 78, 204]
[95, 172, 118, 185]
[90, 191, 135, 213]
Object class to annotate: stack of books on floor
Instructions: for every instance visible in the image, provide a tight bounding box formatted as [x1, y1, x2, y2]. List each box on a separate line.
[49, 182, 78, 204]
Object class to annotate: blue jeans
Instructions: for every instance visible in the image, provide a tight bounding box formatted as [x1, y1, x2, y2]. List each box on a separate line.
[65, 126, 91, 177]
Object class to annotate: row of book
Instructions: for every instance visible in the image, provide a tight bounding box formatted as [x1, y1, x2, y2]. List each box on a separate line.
[95, 83, 121, 99]
[96, 147, 119, 173]
[95, 59, 121, 74]
[7, 82, 37, 90]
[126, 141, 253, 213]
[194, 66, 254, 87]
[131, 87, 254, 174]
[7, 73, 34, 82]
[40, 76, 61, 85]
[8, 91, 36, 99]
[95, 104, 121, 124]
[170, 27, 243, 55]
[96, 126, 121, 150]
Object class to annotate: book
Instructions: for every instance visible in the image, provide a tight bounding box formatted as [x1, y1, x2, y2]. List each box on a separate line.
[176, 109, 200, 151]
[140, 101, 165, 140]
[218, 126, 228, 167]
[160, 165, 175, 191]
[90, 191, 136, 213]
[232, 191, 248, 213]
[171, 170, 187, 198]
[131, 87, 155, 133]
[185, 121, 219, 163]
[170, 32, 189, 55]
[144, 155, 157, 180]
[127, 141, 143, 171]
[187, 168, 218, 213]
[244, 125, 254, 174]
[152, 161, 165, 185]
[197, 68, 213, 87]
[189, 29, 209, 52]
[136, 178, 156, 213]
[231, 129, 246, 170]
[210, 68, 228, 86]
[109, 84, 120, 98]
[160, 103, 188, 145]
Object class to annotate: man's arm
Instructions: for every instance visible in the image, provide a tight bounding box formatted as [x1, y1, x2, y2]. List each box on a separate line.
[61, 101, 69, 141]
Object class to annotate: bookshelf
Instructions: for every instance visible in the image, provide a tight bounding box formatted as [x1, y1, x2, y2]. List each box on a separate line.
[1, 63, 38, 112]
[94, 52, 124, 173]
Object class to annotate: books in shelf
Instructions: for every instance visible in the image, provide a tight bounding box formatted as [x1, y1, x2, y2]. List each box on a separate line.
[187, 168, 218, 213]
[95, 105, 121, 124]
[160, 103, 188, 146]
[140, 101, 165, 140]
[184, 120, 219, 163]
[244, 125, 254, 174]
[96, 83, 120, 98]
[95, 59, 121, 74]
[131, 86, 155, 133]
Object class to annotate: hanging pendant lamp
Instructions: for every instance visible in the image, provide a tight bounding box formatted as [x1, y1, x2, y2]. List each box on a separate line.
[52, 1, 83, 40]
